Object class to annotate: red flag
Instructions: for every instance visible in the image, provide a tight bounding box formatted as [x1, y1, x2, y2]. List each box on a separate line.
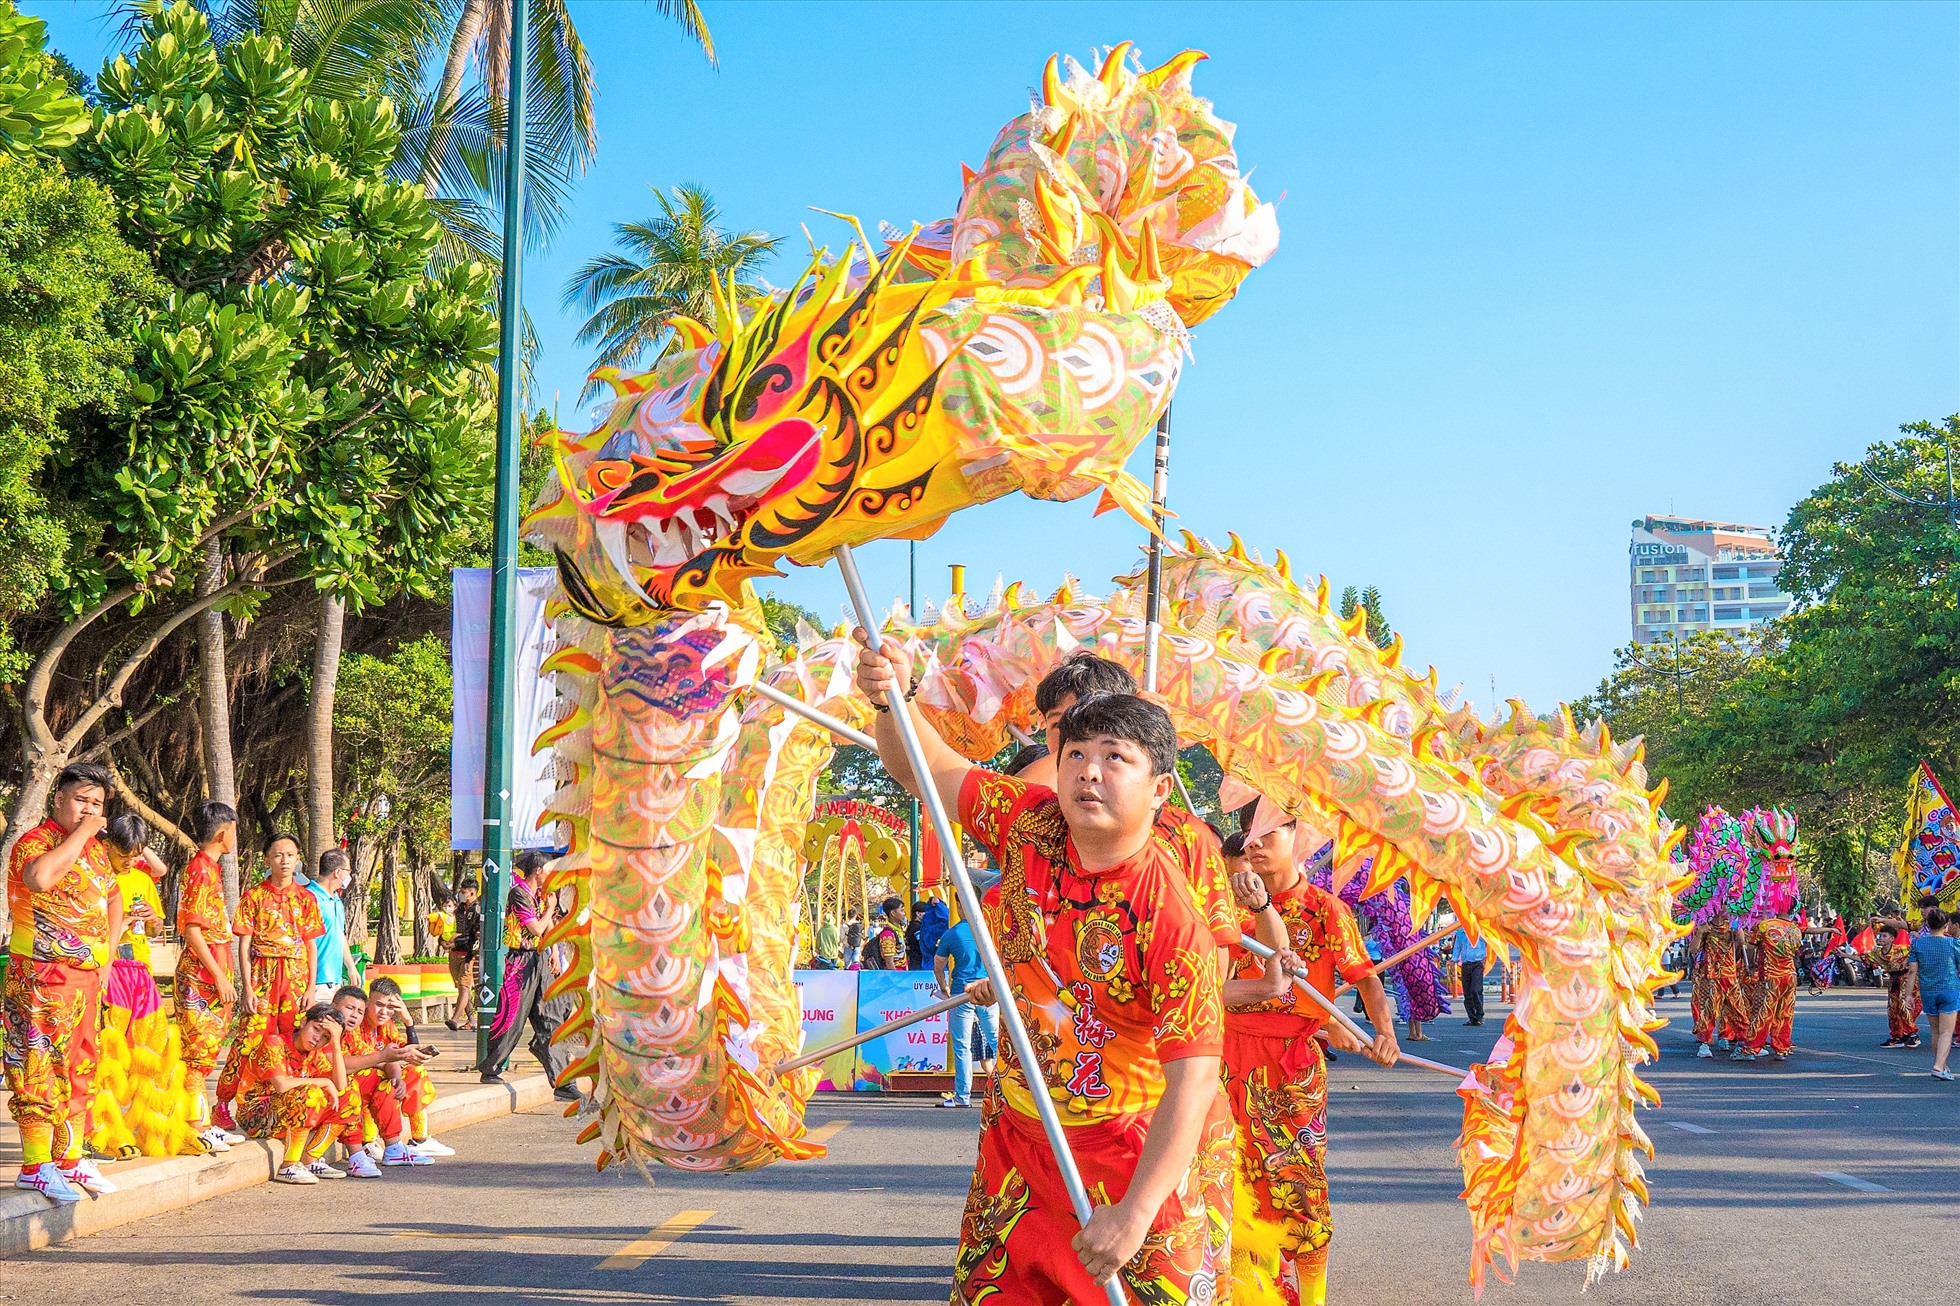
[1849, 926, 1876, 953]
[1825, 919, 1847, 952]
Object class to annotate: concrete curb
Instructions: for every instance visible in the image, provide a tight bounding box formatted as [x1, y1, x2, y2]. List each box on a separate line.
[0, 1073, 554, 1256]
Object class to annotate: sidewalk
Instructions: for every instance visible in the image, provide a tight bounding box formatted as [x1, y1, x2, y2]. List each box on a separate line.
[0, 1024, 559, 1256]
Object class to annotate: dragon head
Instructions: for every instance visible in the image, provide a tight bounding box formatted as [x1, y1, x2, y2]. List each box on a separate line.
[526, 44, 1276, 622]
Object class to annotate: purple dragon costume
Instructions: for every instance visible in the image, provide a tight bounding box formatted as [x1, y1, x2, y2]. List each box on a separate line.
[1307, 841, 1450, 1023]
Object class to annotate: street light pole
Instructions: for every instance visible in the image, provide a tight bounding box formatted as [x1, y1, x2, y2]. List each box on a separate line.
[475, 0, 528, 1070]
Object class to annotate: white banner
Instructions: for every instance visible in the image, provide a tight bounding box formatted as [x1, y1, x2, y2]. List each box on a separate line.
[450, 566, 562, 851]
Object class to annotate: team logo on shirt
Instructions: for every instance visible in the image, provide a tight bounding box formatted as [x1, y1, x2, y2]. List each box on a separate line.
[1075, 914, 1125, 983]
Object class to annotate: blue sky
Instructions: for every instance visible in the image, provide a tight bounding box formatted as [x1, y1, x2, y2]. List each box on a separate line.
[32, 1, 1959, 712]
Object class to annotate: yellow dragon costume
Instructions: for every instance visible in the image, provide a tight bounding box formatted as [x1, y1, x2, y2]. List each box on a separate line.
[522, 42, 1680, 1292]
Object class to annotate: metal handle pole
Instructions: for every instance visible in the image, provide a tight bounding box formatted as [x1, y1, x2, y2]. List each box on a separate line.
[836, 544, 1128, 1306]
[1142, 406, 1171, 693]
[774, 991, 972, 1076]
[752, 680, 878, 750]
[1238, 933, 1470, 1079]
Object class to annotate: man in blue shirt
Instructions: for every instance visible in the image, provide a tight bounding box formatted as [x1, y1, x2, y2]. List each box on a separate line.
[306, 848, 361, 1003]
[1907, 908, 1960, 1081]
[933, 917, 996, 1107]
[1450, 926, 1488, 1027]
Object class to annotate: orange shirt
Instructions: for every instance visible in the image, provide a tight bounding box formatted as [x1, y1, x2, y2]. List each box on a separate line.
[236, 1028, 333, 1098]
[1755, 919, 1802, 982]
[1155, 805, 1238, 948]
[6, 817, 118, 967]
[1226, 879, 1371, 1037]
[961, 771, 1223, 1128]
[234, 879, 324, 960]
[175, 850, 233, 948]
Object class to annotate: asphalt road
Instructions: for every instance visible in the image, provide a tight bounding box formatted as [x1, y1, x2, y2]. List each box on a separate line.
[4, 987, 1952, 1305]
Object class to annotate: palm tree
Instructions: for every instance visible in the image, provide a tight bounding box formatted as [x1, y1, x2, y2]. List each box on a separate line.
[564, 183, 780, 396]
[198, 0, 714, 263]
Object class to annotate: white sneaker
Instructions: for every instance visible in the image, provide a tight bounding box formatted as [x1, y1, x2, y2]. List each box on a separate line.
[199, 1127, 233, 1153]
[70, 1160, 118, 1194]
[15, 1166, 84, 1203]
[382, 1143, 432, 1167]
[409, 1136, 455, 1157]
[363, 1140, 385, 1160]
[345, 1150, 382, 1179]
[1695, 1044, 1713, 1059]
[307, 1159, 347, 1179]
[273, 1163, 319, 1185]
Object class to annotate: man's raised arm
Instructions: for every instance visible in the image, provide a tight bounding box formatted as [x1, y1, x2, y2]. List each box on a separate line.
[852, 629, 972, 823]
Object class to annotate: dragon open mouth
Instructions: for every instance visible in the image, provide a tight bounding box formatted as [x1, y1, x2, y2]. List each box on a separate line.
[584, 418, 827, 603]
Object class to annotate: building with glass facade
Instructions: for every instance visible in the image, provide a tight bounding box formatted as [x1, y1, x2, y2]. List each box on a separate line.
[1629, 515, 1792, 644]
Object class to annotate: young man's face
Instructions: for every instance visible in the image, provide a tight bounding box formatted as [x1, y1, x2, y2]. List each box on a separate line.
[320, 867, 349, 894]
[1055, 731, 1169, 840]
[370, 992, 409, 1026]
[298, 1018, 335, 1050]
[334, 996, 367, 1028]
[1245, 821, 1301, 881]
[266, 841, 301, 879]
[214, 822, 239, 855]
[51, 782, 108, 832]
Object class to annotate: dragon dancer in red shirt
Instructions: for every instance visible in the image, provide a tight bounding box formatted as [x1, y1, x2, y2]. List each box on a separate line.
[1222, 799, 1400, 1306]
[858, 634, 1227, 1304]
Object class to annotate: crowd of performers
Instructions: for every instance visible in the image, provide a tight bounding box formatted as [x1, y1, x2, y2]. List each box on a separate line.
[1685, 910, 1805, 1061]
[855, 642, 1462, 1306]
[4, 764, 459, 1203]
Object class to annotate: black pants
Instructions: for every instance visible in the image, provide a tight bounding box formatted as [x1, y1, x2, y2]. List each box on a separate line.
[1461, 960, 1486, 1024]
[481, 950, 566, 1081]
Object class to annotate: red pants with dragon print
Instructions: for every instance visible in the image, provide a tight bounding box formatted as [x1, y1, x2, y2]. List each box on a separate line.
[952, 1090, 1218, 1305]
[1223, 1025, 1332, 1306]
[2, 958, 102, 1137]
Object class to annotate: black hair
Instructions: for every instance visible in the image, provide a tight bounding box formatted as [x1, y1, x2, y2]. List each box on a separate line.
[431, 883, 454, 907]
[264, 832, 302, 857]
[191, 801, 238, 846]
[514, 850, 548, 876]
[457, 877, 480, 895]
[332, 984, 369, 1008]
[317, 846, 351, 880]
[1055, 693, 1179, 777]
[1003, 744, 1049, 777]
[1035, 654, 1137, 715]
[1927, 908, 1950, 933]
[102, 812, 150, 855]
[299, 1002, 344, 1029]
[368, 976, 404, 1001]
[880, 895, 904, 916]
[1220, 830, 1247, 858]
[53, 761, 114, 797]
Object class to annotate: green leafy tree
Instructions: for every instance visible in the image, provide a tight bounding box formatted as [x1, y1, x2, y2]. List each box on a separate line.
[1337, 583, 1392, 646]
[0, 1, 88, 156]
[0, 6, 157, 686]
[334, 635, 452, 960]
[564, 183, 779, 395]
[1578, 417, 1960, 917]
[5, 2, 495, 868]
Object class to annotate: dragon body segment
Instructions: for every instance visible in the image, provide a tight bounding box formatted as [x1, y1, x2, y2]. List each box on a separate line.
[892, 537, 1681, 1287]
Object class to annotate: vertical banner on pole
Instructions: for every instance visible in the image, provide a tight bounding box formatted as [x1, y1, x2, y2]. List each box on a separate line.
[451, 566, 561, 851]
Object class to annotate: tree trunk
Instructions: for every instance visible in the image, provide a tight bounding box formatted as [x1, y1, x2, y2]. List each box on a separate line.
[344, 830, 381, 956]
[306, 592, 346, 868]
[411, 846, 434, 957]
[376, 830, 403, 964]
[2, 764, 58, 900]
[195, 537, 243, 911]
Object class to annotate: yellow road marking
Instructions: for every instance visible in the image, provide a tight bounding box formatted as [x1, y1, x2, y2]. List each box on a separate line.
[806, 1119, 851, 1144]
[595, 1208, 715, 1270]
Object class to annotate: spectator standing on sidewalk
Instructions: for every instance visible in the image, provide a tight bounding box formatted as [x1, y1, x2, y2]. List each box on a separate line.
[1907, 909, 1960, 1081]
[306, 849, 360, 1005]
[934, 915, 996, 1108]
[1451, 926, 1488, 1027]
[446, 878, 481, 1030]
